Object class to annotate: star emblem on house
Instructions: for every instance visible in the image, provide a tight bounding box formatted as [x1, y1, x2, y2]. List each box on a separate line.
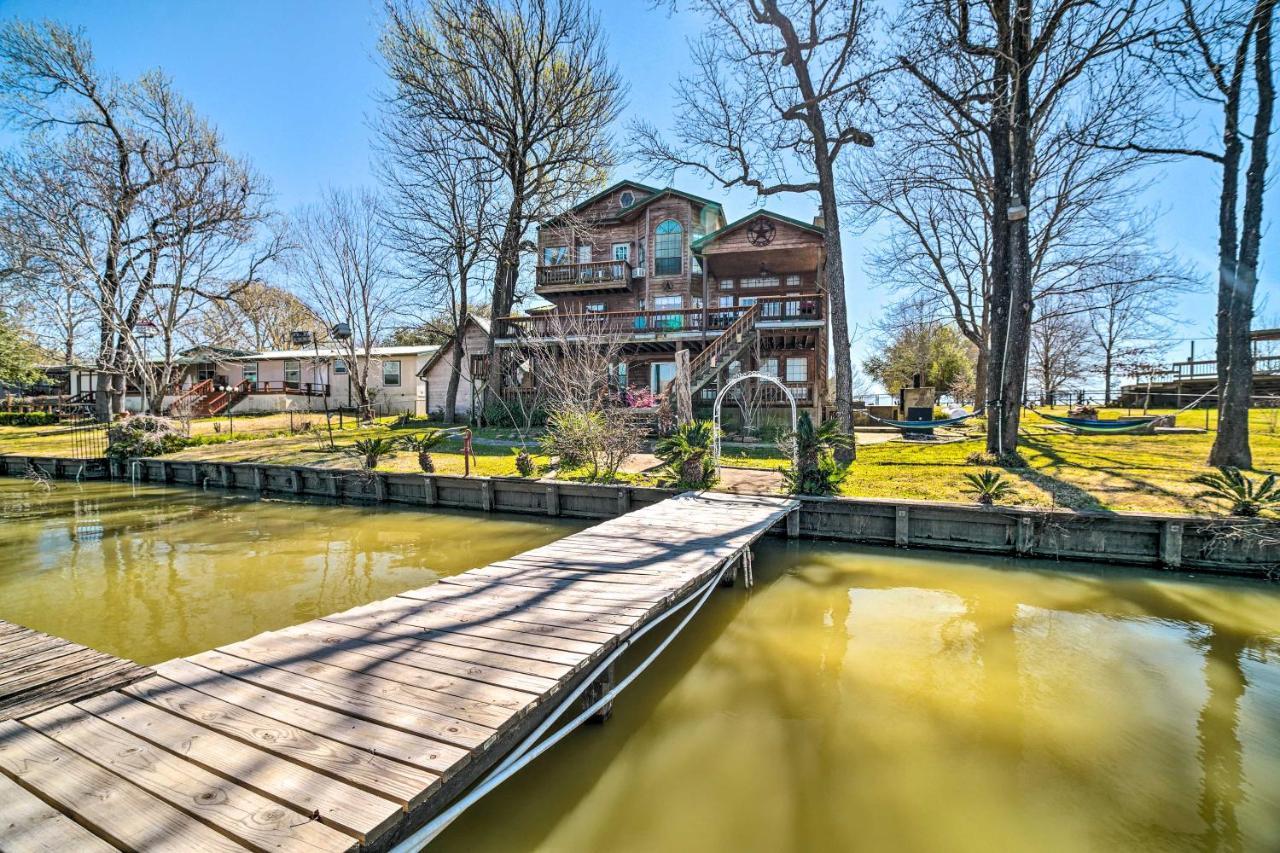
[746, 215, 776, 246]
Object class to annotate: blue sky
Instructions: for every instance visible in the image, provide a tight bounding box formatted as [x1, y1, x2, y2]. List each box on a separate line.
[1, 0, 1274, 373]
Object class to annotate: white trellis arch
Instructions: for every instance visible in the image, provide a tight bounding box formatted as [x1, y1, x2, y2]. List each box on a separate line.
[712, 371, 798, 471]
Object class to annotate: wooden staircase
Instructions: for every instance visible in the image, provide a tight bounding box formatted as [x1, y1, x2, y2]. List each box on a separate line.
[168, 379, 249, 417]
[687, 303, 760, 398]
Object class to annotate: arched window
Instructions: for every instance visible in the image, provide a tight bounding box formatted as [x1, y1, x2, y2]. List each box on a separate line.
[654, 219, 683, 276]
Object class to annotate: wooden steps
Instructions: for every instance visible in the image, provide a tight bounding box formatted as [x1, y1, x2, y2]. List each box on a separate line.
[0, 492, 797, 851]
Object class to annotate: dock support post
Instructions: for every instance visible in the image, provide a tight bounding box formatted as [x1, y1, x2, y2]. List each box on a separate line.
[159, 461, 171, 483]
[617, 488, 631, 516]
[786, 509, 800, 538]
[1161, 521, 1183, 568]
[895, 506, 910, 547]
[221, 464, 233, 489]
[292, 469, 304, 494]
[480, 479, 493, 512]
[720, 557, 738, 587]
[423, 475, 438, 506]
[253, 466, 264, 492]
[579, 663, 616, 723]
[545, 483, 560, 516]
[374, 473, 388, 503]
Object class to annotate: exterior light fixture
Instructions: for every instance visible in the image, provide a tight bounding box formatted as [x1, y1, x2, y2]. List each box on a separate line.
[1007, 203, 1028, 221]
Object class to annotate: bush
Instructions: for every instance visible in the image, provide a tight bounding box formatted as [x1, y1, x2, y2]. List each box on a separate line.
[541, 407, 644, 482]
[962, 469, 1015, 505]
[1191, 466, 1280, 517]
[106, 415, 186, 460]
[656, 420, 718, 489]
[345, 436, 399, 471]
[0, 411, 59, 426]
[782, 413, 852, 496]
[513, 447, 537, 477]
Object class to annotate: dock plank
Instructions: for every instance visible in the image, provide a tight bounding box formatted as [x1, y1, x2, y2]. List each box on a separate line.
[0, 771, 116, 853]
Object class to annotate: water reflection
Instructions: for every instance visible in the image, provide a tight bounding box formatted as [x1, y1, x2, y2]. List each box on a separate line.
[0, 479, 581, 663]
[435, 541, 1280, 853]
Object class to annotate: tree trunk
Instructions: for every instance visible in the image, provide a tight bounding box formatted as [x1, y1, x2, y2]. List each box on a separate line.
[974, 344, 988, 412]
[984, 1, 1014, 455]
[483, 179, 526, 420]
[814, 149, 856, 464]
[444, 327, 463, 424]
[1210, 0, 1273, 468]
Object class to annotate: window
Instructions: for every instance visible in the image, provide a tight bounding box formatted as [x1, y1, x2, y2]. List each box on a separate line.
[620, 190, 635, 207]
[786, 358, 808, 383]
[786, 274, 801, 287]
[333, 359, 348, 375]
[383, 360, 402, 387]
[543, 245, 568, 265]
[242, 362, 258, 384]
[651, 362, 676, 393]
[653, 295, 682, 310]
[577, 244, 592, 264]
[613, 243, 629, 261]
[654, 219, 683, 276]
[740, 275, 779, 288]
[738, 296, 757, 308]
[638, 238, 646, 266]
[196, 363, 216, 382]
[760, 358, 779, 378]
[761, 299, 782, 318]
[586, 302, 606, 312]
[719, 278, 734, 290]
[717, 295, 734, 308]
[284, 359, 300, 389]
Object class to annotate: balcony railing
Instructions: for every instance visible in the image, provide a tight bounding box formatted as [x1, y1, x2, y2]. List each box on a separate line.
[1140, 354, 1280, 384]
[498, 294, 823, 340]
[535, 259, 633, 291]
[243, 380, 329, 397]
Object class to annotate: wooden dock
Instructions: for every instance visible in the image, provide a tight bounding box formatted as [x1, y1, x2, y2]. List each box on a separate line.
[0, 492, 796, 851]
[0, 621, 152, 723]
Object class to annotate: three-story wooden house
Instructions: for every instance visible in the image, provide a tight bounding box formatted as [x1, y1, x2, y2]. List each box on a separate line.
[494, 180, 829, 421]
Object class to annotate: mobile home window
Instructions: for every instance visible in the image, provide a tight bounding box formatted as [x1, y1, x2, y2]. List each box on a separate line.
[333, 359, 348, 375]
[242, 362, 258, 384]
[383, 360, 402, 386]
[283, 359, 300, 388]
[786, 358, 808, 382]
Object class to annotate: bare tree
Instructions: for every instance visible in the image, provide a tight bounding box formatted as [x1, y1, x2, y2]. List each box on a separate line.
[632, 0, 884, 462]
[1028, 296, 1093, 402]
[893, 0, 1162, 456]
[289, 188, 401, 412]
[197, 281, 319, 352]
[0, 21, 273, 419]
[1118, 0, 1276, 466]
[381, 0, 625, 412]
[379, 127, 498, 423]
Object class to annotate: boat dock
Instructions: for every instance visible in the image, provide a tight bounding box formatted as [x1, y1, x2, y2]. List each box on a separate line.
[0, 491, 797, 851]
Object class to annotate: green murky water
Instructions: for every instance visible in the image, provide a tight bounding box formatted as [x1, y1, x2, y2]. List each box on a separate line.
[0, 479, 582, 664]
[2, 479, 1278, 851]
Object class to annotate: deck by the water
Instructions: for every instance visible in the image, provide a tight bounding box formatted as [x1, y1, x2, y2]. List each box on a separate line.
[0, 620, 152, 722]
[0, 491, 797, 852]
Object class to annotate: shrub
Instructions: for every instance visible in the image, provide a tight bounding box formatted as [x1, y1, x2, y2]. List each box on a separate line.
[513, 447, 536, 477]
[541, 410, 602, 470]
[106, 415, 186, 460]
[782, 413, 851, 496]
[399, 430, 448, 474]
[345, 436, 399, 471]
[1191, 466, 1280, 517]
[962, 469, 1015, 505]
[0, 411, 59, 426]
[656, 420, 718, 489]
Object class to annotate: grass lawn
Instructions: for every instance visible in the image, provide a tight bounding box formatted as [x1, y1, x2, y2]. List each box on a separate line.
[5, 405, 1280, 515]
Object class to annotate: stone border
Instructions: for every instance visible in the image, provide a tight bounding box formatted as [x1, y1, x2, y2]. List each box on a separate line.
[2, 454, 1276, 578]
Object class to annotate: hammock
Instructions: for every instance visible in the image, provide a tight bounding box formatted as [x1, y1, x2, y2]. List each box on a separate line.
[866, 410, 983, 430]
[1032, 411, 1159, 434]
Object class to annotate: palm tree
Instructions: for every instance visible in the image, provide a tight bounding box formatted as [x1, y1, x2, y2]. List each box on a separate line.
[783, 413, 853, 496]
[399, 430, 449, 474]
[655, 420, 718, 489]
[962, 469, 1016, 505]
[345, 436, 399, 471]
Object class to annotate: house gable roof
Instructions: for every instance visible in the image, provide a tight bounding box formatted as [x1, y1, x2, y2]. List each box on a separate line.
[541, 183, 724, 229]
[691, 209, 824, 253]
[415, 314, 490, 377]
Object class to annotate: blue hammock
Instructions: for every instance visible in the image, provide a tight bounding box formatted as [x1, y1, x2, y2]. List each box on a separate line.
[866, 410, 983, 430]
[1033, 411, 1159, 434]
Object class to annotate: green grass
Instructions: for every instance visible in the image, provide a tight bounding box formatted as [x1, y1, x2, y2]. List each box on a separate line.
[7, 406, 1280, 515]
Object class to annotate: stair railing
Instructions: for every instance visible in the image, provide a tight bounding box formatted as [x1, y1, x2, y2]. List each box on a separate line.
[687, 302, 760, 384]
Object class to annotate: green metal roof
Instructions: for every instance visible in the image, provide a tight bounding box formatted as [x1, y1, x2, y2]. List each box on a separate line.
[691, 209, 824, 252]
[541, 181, 723, 229]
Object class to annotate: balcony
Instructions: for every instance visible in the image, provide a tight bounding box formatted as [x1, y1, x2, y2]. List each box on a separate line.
[497, 294, 824, 341]
[535, 259, 633, 294]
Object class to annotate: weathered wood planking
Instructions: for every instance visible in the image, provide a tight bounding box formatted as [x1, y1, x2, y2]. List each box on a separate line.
[0, 620, 153, 722]
[0, 492, 797, 851]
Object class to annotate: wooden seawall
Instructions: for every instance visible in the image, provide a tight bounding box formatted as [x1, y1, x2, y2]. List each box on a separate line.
[0, 491, 797, 851]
